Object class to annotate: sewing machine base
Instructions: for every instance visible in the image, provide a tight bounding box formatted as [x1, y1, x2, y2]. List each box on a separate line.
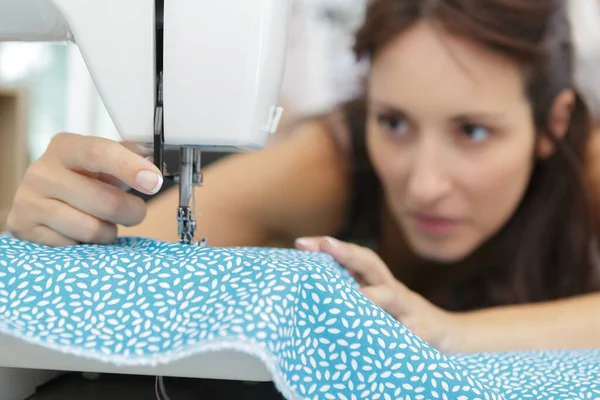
[0, 332, 271, 400]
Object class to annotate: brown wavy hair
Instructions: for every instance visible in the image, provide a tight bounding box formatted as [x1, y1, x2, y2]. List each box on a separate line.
[340, 0, 600, 309]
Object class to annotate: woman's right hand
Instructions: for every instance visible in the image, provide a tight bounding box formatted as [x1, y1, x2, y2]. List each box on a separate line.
[6, 133, 164, 247]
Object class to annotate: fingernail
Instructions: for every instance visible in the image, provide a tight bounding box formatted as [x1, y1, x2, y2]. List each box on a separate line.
[295, 238, 314, 247]
[325, 236, 340, 248]
[136, 170, 163, 194]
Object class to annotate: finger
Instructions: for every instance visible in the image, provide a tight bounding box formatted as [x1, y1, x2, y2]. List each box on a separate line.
[30, 166, 147, 227]
[360, 285, 408, 319]
[47, 133, 163, 195]
[35, 198, 118, 245]
[294, 236, 368, 286]
[294, 237, 321, 252]
[320, 237, 395, 285]
[97, 173, 132, 192]
[295, 237, 367, 285]
[120, 142, 153, 157]
[22, 225, 78, 247]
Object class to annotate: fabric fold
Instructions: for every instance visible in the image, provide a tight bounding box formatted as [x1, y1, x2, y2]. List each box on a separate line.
[0, 235, 598, 399]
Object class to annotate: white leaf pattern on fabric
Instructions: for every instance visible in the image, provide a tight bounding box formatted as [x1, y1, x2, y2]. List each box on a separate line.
[0, 234, 598, 399]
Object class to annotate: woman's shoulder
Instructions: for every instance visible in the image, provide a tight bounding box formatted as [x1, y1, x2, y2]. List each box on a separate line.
[281, 98, 368, 155]
[260, 99, 378, 242]
[281, 106, 354, 156]
[249, 111, 356, 240]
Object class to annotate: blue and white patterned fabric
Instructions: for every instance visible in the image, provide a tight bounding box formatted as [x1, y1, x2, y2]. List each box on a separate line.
[0, 234, 599, 400]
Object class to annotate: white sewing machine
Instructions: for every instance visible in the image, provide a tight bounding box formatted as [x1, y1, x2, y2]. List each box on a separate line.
[0, 0, 291, 398]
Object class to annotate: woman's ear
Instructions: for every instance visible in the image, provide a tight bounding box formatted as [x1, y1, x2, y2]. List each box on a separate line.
[537, 89, 576, 158]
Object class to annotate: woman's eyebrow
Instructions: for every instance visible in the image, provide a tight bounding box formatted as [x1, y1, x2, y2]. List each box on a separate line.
[369, 99, 508, 126]
[368, 100, 405, 113]
[451, 113, 506, 124]
[369, 101, 420, 126]
[368, 101, 414, 120]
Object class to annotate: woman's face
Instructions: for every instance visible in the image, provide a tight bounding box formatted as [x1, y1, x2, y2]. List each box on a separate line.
[366, 22, 537, 262]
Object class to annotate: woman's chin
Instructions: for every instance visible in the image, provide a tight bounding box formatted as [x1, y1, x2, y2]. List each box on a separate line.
[406, 235, 474, 264]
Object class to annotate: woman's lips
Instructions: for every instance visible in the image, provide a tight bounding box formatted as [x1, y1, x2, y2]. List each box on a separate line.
[410, 212, 462, 236]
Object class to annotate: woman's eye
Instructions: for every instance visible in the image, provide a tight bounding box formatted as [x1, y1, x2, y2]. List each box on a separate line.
[462, 124, 489, 142]
[378, 115, 409, 136]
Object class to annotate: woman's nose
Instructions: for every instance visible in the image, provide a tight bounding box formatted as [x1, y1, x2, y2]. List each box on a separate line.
[406, 143, 452, 206]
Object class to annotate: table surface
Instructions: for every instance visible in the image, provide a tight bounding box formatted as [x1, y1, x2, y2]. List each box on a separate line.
[0, 332, 273, 383]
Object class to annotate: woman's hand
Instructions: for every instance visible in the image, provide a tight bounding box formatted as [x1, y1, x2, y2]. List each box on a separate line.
[295, 236, 460, 352]
[6, 133, 163, 247]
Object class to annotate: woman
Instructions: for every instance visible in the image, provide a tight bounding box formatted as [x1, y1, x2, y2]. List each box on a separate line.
[7, 0, 600, 354]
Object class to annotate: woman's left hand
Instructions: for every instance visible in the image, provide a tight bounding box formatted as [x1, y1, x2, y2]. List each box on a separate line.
[295, 236, 460, 352]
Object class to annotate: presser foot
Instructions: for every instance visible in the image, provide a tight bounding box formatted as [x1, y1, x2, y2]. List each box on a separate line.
[177, 206, 207, 246]
[177, 206, 196, 245]
[176, 147, 207, 246]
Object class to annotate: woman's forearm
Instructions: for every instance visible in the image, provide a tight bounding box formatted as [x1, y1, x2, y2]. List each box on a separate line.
[446, 293, 600, 354]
